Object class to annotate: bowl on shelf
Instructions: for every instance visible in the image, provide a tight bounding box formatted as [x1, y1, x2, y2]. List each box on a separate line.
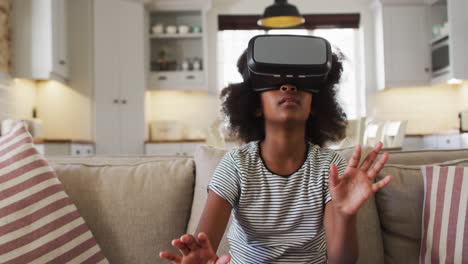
[178, 25, 189, 34]
[191, 26, 202, 33]
[152, 24, 164, 34]
[165, 25, 177, 34]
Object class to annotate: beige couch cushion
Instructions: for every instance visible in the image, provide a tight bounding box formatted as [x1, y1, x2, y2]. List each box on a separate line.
[47, 157, 195, 264]
[189, 146, 232, 255]
[191, 145, 385, 264]
[375, 158, 468, 264]
[384, 148, 468, 165]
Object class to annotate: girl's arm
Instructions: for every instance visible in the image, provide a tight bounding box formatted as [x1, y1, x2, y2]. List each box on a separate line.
[324, 201, 358, 263]
[195, 190, 232, 252]
[324, 143, 392, 264]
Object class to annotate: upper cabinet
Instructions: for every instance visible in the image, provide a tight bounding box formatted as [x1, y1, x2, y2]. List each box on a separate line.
[372, 1, 431, 90]
[145, 0, 211, 91]
[427, 0, 468, 84]
[12, 0, 69, 82]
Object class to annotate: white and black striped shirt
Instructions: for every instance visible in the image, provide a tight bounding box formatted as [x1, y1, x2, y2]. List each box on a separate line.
[208, 141, 347, 264]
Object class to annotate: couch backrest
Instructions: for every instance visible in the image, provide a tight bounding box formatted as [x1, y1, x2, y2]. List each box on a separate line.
[385, 148, 468, 165]
[47, 156, 196, 264]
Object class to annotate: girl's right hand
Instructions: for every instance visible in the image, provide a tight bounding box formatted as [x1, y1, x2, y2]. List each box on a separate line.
[159, 232, 231, 264]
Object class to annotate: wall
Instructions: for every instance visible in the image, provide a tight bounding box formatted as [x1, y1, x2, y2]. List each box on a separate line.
[460, 82, 468, 110]
[1, 78, 36, 122]
[368, 82, 468, 135]
[35, 81, 93, 140]
[145, 90, 220, 139]
[1, 79, 93, 140]
[0, 0, 10, 75]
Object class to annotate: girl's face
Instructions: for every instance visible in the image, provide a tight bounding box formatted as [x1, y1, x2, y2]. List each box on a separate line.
[259, 84, 313, 125]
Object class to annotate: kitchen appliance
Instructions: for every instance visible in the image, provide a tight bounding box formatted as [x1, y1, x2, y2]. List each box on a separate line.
[459, 110, 468, 132]
[431, 36, 450, 78]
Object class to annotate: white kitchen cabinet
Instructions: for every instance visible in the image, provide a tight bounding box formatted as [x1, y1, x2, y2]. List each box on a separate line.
[94, 0, 146, 155]
[146, 1, 211, 91]
[403, 133, 466, 150]
[372, 1, 431, 90]
[428, 0, 468, 84]
[149, 71, 205, 90]
[35, 142, 95, 156]
[145, 142, 205, 156]
[12, 0, 69, 82]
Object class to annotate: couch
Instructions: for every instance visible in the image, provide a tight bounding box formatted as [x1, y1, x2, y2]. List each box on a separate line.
[45, 146, 468, 264]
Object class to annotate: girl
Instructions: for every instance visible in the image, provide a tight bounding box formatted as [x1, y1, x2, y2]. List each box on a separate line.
[160, 42, 392, 264]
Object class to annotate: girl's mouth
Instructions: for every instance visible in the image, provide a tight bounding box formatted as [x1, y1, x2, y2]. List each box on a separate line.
[279, 96, 300, 106]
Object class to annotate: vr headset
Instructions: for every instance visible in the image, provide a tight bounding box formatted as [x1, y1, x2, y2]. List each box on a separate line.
[246, 35, 332, 93]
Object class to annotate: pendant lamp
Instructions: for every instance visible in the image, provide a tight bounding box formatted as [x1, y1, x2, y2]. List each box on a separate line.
[257, 0, 305, 28]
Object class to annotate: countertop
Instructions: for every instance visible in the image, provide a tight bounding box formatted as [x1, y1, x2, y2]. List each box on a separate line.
[145, 139, 206, 143]
[33, 138, 95, 145]
[405, 129, 463, 137]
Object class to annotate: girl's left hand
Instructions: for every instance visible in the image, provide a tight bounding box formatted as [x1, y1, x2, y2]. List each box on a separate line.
[329, 142, 392, 217]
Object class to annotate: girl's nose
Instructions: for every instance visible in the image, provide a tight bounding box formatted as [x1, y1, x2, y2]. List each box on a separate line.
[279, 84, 297, 93]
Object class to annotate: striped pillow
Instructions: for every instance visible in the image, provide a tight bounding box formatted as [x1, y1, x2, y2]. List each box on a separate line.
[420, 165, 468, 264]
[0, 122, 108, 263]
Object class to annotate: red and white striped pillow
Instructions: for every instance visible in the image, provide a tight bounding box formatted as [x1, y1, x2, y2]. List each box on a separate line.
[0, 122, 108, 263]
[420, 165, 468, 264]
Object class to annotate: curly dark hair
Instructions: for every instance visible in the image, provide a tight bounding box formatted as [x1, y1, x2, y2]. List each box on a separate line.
[220, 47, 348, 147]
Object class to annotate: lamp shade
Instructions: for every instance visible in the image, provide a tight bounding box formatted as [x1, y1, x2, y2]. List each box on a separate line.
[257, 0, 305, 28]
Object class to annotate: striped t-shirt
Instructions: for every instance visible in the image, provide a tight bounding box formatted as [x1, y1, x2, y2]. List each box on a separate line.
[208, 141, 347, 264]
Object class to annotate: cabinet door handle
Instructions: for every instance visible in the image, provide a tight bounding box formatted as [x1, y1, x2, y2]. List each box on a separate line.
[59, 60, 66, 65]
[158, 76, 168, 81]
[121, 99, 127, 104]
[186, 75, 195, 80]
[113, 99, 119, 104]
[424, 67, 430, 72]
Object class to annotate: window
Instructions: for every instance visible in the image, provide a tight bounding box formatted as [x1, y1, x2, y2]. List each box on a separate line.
[216, 28, 365, 119]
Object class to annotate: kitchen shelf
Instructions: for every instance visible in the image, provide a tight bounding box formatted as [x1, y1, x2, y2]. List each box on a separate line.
[148, 71, 206, 91]
[150, 33, 202, 39]
[148, 8, 208, 91]
[430, 34, 449, 45]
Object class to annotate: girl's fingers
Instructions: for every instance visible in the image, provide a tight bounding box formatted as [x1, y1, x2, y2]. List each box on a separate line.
[360, 142, 383, 171]
[329, 163, 339, 187]
[347, 144, 362, 168]
[172, 239, 190, 256]
[367, 152, 389, 180]
[181, 234, 200, 252]
[216, 254, 232, 264]
[372, 175, 392, 192]
[197, 232, 213, 250]
[159, 251, 181, 263]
